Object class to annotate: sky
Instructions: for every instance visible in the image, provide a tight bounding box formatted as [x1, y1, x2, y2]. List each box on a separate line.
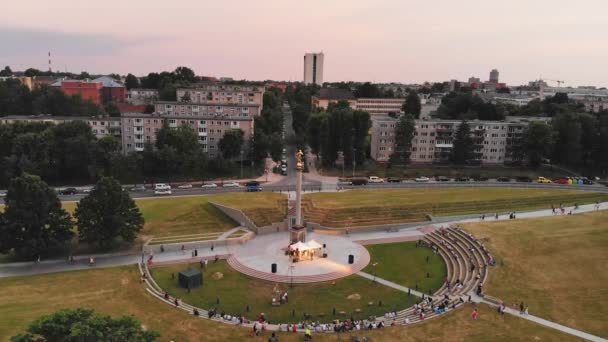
[1, 0, 607, 87]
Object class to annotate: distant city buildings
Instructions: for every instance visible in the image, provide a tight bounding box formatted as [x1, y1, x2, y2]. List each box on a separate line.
[303, 52, 324, 85]
[51, 76, 126, 105]
[0, 115, 121, 140]
[489, 69, 499, 83]
[126, 88, 159, 105]
[370, 115, 550, 164]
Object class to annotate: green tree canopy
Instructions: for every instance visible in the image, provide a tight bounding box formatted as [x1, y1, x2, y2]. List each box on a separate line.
[522, 121, 553, 167]
[0, 174, 73, 257]
[11, 308, 159, 342]
[450, 120, 475, 164]
[0, 66, 13, 76]
[393, 114, 416, 162]
[402, 91, 421, 118]
[125, 73, 140, 90]
[219, 129, 244, 159]
[75, 177, 144, 247]
[354, 82, 382, 98]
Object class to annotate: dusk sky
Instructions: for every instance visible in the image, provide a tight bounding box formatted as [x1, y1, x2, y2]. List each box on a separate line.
[1, 0, 607, 86]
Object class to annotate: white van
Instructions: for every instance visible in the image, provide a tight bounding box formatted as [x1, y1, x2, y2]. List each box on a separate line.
[154, 183, 171, 190]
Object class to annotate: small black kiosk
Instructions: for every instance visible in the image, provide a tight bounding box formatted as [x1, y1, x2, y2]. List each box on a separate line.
[179, 268, 203, 289]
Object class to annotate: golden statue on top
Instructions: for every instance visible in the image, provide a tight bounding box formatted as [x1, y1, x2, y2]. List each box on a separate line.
[296, 149, 304, 170]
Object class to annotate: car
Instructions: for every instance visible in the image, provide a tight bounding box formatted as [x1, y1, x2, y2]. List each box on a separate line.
[281, 158, 287, 164]
[223, 182, 240, 188]
[496, 177, 511, 182]
[0, 191, 6, 197]
[337, 179, 353, 186]
[246, 181, 262, 192]
[129, 185, 146, 192]
[581, 178, 594, 185]
[201, 183, 218, 189]
[59, 187, 78, 195]
[154, 190, 172, 196]
[82, 187, 93, 193]
[415, 176, 430, 182]
[280, 164, 287, 171]
[177, 183, 193, 189]
[387, 177, 401, 183]
[281, 169, 287, 176]
[552, 178, 569, 184]
[368, 176, 384, 183]
[472, 176, 488, 182]
[154, 183, 171, 190]
[515, 176, 532, 183]
[436, 176, 450, 182]
[455, 177, 470, 182]
[537, 176, 552, 183]
[351, 178, 368, 186]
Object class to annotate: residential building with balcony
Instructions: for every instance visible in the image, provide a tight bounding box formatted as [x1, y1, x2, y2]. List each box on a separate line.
[175, 83, 264, 115]
[0, 115, 121, 140]
[370, 116, 549, 165]
[127, 88, 159, 105]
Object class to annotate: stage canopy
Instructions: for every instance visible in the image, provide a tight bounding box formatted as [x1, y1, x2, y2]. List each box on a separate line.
[289, 240, 323, 251]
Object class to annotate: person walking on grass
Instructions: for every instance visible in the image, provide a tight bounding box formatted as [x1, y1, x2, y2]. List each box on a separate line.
[471, 308, 478, 320]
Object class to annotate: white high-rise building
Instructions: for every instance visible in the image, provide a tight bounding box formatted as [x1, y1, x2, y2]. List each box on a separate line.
[303, 52, 324, 85]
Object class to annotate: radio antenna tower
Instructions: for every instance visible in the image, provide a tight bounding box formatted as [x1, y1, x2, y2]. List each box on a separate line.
[48, 51, 52, 72]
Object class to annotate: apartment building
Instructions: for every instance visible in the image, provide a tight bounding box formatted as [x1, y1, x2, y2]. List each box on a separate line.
[127, 88, 159, 105]
[370, 116, 549, 164]
[175, 83, 264, 115]
[0, 115, 121, 140]
[154, 101, 260, 118]
[355, 98, 405, 116]
[120, 112, 254, 158]
[303, 52, 324, 85]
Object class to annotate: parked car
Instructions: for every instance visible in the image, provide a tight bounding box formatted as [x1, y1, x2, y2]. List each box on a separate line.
[581, 178, 594, 185]
[129, 185, 146, 192]
[472, 176, 488, 181]
[436, 176, 450, 182]
[280, 164, 287, 172]
[223, 182, 240, 188]
[246, 181, 262, 192]
[59, 187, 78, 195]
[415, 176, 430, 182]
[515, 176, 532, 183]
[0, 191, 6, 197]
[552, 178, 569, 185]
[337, 179, 353, 186]
[201, 183, 218, 189]
[177, 183, 193, 189]
[387, 177, 401, 183]
[455, 177, 470, 182]
[351, 178, 368, 186]
[154, 183, 171, 190]
[82, 187, 93, 193]
[496, 177, 511, 182]
[537, 176, 552, 183]
[368, 176, 384, 183]
[154, 189, 172, 196]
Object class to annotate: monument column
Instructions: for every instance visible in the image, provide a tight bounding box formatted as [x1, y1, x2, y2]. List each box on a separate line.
[290, 149, 306, 243]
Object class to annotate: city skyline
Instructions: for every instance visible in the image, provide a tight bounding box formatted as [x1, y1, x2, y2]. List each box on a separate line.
[1, 0, 607, 87]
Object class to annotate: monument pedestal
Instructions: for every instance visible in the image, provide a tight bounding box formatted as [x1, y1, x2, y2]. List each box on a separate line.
[290, 224, 306, 244]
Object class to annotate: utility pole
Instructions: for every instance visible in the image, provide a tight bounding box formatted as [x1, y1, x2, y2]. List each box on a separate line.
[240, 150, 244, 179]
[353, 148, 357, 177]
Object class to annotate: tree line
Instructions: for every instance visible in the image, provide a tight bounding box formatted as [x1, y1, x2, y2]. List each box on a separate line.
[0, 174, 143, 259]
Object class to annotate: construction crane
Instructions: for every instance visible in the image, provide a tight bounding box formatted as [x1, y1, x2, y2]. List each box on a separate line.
[539, 77, 565, 87]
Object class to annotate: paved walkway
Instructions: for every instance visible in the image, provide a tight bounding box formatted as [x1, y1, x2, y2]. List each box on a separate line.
[357, 271, 425, 298]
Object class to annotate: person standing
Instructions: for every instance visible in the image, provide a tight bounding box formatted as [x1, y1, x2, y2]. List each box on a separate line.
[471, 308, 478, 319]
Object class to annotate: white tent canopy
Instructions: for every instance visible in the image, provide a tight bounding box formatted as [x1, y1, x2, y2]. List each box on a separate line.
[289, 240, 323, 251]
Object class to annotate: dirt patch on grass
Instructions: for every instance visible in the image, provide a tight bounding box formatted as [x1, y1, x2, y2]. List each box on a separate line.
[212, 272, 224, 280]
[347, 293, 361, 300]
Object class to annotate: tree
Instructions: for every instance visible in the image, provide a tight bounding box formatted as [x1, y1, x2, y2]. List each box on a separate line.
[11, 308, 159, 342]
[450, 120, 475, 164]
[0, 66, 12, 77]
[75, 177, 144, 247]
[104, 102, 121, 117]
[219, 129, 244, 159]
[551, 111, 582, 166]
[125, 73, 140, 90]
[522, 121, 553, 167]
[354, 82, 382, 98]
[402, 91, 421, 118]
[0, 174, 73, 257]
[174, 66, 196, 83]
[393, 114, 415, 162]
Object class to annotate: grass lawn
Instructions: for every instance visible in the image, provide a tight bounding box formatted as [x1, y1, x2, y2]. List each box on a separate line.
[302, 188, 607, 227]
[0, 266, 582, 342]
[150, 261, 416, 324]
[464, 211, 608, 338]
[211, 192, 287, 227]
[364, 242, 446, 294]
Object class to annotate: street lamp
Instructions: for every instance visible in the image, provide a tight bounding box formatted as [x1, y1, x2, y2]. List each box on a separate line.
[372, 262, 378, 283]
[353, 148, 357, 177]
[240, 150, 244, 179]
